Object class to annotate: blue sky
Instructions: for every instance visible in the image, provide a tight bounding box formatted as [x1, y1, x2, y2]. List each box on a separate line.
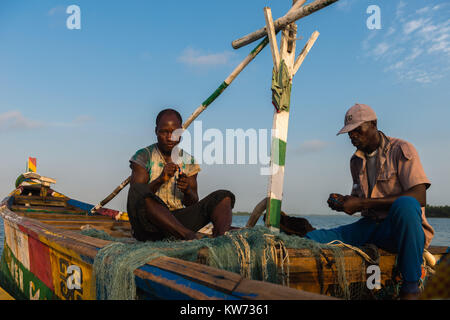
[1, 0, 449, 214]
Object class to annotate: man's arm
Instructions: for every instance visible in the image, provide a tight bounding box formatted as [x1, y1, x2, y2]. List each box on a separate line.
[130, 162, 179, 193]
[333, 183, 427, 215]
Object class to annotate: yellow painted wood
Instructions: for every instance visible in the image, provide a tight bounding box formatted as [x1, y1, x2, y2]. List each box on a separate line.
[0, 286, 14, 300]
[48, 246, 96, 300]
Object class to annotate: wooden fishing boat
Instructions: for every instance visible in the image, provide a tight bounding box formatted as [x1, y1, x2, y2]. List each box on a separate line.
[0, 171, 337, 300]
[0, 171, 447, 300]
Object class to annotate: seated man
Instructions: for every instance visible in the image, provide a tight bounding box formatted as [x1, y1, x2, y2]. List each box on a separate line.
[305, 103, 434, 300]
[127, 108, 235, 241]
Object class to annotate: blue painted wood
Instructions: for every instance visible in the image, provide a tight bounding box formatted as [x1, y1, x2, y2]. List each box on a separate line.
[135, 265, 240, 300]
[67, 199, 94, 213]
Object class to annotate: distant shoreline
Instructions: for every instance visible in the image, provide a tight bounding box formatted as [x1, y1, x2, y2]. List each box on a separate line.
[233, 212, 251, 216]
[426, 205, 450, 218]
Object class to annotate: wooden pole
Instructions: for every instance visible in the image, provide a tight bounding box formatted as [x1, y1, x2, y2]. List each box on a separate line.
[264, 2, 298, 231]
[293, 31, 320, 75]
[263, 7, 281, 73]
[89, 176, 131, 214]
[231, 0, 337, 49]
[90, 37, 271, 215]
[265, 0, 318, 232]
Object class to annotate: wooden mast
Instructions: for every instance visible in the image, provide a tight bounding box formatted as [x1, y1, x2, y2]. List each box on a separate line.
[264, 1, 319, 231]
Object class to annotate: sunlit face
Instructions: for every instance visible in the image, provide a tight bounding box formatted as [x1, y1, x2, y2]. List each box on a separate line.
[348, 121, 378, 152]
[155, 113, 182, 154]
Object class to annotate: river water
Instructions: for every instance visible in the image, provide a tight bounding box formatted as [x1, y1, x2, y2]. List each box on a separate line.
[232, 215, 450, 247]
[0, 215, 448, 257]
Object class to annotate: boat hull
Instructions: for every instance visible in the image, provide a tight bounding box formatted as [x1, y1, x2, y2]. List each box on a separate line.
[0, 192, 334, 300]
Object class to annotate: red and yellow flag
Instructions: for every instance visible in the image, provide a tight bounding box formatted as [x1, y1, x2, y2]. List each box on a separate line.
[27, 157, 37, 172]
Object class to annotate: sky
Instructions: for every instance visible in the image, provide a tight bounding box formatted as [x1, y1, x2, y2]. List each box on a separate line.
[0, 0, 449, 215]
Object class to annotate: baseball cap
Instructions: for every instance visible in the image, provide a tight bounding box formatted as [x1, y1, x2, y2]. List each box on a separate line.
[337, 103, 377, 135]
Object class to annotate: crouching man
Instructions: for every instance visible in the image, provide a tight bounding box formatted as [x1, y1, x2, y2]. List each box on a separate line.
[127, 108, 235, 241]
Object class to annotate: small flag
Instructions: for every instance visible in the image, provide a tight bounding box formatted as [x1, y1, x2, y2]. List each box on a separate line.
[27, 157, 37, 172]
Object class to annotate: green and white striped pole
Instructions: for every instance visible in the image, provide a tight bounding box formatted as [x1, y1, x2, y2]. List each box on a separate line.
[266, 110, 290, 231]
[264, 3, 298, 232]
[265, 27, 320, 231]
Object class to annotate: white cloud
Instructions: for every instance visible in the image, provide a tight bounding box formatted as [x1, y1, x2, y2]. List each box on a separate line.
[396, 1, 406, 20]
[296, 140, 329, 155]
[0, 111, 43, 131]
[335, 0, 356, 12]
[177, 47, 235, 67]
[73, 115, 94, 124]
[362, 2, 450, 84]
[386, 27, 396, 36]
[416, 7, 430, 15]
[47, 6, 65, 16]
[0, 111, 93, 132]
[373, 42, 389, 56]
[403, 18, 429, 35]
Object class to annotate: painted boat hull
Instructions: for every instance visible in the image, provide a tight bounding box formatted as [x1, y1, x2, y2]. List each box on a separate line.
[0, 188, 335, 300]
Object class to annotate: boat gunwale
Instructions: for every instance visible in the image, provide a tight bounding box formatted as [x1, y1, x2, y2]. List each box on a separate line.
[0, 194, 338, 300]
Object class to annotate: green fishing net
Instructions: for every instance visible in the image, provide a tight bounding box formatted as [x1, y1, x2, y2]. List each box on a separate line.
[81, 226, 383, 300]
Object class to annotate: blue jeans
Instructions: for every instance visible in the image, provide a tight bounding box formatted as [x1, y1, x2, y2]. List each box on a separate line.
[305, 196, 425, 293]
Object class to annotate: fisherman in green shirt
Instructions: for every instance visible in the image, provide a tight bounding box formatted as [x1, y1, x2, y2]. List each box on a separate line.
[127, 109, 235, 241]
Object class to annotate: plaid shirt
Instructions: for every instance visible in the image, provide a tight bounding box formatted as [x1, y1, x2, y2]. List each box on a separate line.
[130, 144, 201, 210]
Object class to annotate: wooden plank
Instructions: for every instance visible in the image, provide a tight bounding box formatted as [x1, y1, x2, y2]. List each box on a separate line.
[0, 286, 14, 300]
[15, 199, 66, 207]
[14, 194, 68, 201]
[148, 256, 242, 293]
[14, 195, 68, 207]
[11, 204, 85, 214]
[140, 256, 334, 300]
[48, 224, 131, 236]
[15, 212, 114, 220]
[231, 0, 338, 49]
[36, 219, 130, 226]
[233, 278, 337, 300]
[134, 267, 235, 300]
[263, 7, 280, 72]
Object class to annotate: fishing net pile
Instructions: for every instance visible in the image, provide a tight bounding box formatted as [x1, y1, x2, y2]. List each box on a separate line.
[81, 226, 383, 300]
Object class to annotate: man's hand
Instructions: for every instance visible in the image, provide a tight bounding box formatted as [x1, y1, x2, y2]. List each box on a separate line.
[328, 193, 363, 215]
[176, 173, 190, 193]
[184, 231, 207, 240]
[327, 193, 345, 211]
[159, 162, 179, 182]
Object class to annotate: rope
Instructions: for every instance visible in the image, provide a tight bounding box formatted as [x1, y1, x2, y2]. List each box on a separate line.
[263, 234, 290, 286]
[226, 232, 251, 278]
[326, 240, 378, 265]
[227, 231, 291, 286]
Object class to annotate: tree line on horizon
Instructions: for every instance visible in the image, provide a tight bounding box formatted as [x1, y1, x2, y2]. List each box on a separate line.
[426, 205, 450, 218]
